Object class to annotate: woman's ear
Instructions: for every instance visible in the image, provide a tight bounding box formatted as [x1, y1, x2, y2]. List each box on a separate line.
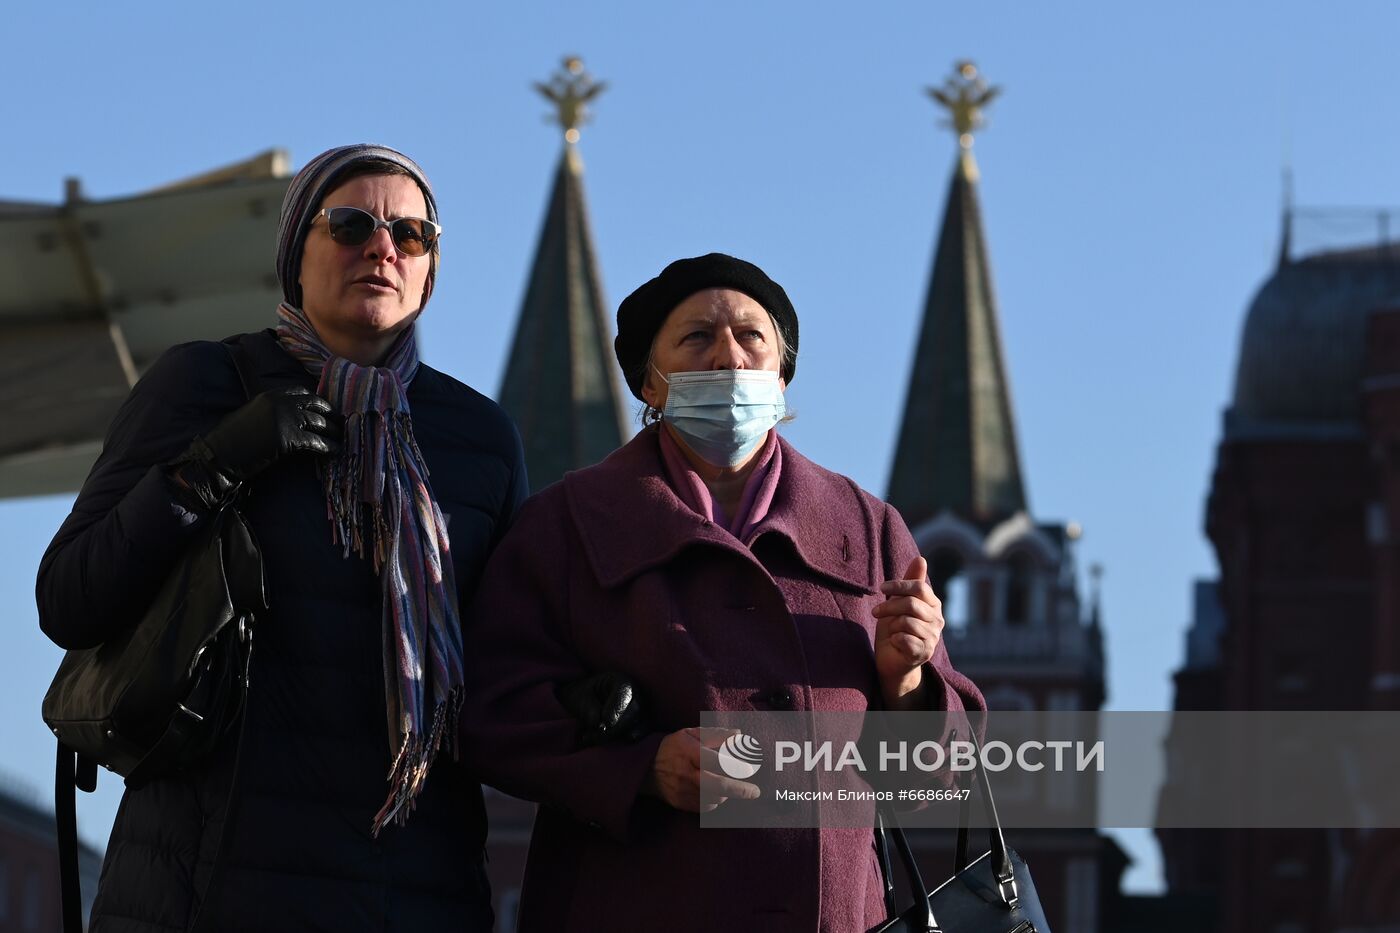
[641, 370, 662, 410]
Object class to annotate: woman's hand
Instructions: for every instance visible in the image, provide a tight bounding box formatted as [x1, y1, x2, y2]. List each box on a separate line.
[644, 728, 761, 812]
[200, 386, 342, 481]
[872, 556, 945, 711]
[168, 387, 342, 512]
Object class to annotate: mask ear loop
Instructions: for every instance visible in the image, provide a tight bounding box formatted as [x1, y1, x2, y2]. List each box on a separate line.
[645, 363, 670, 424]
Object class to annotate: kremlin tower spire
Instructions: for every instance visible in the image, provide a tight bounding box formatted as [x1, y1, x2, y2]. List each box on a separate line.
[887, 61, 1027, 530]
[497, 57, 628, 490]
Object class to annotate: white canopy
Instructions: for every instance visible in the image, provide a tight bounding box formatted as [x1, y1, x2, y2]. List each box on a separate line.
[0, 151, 291, 498]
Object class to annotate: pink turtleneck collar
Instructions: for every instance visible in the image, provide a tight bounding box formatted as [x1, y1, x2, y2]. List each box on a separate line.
[657, 425, 782, 545]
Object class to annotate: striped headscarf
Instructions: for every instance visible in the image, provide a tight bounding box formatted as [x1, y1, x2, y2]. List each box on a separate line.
[276, 143, 439, 310]
[274, 145, 457, 834]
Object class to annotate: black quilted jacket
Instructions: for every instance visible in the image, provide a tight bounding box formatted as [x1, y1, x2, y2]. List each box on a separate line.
[37, 330, 527, 932]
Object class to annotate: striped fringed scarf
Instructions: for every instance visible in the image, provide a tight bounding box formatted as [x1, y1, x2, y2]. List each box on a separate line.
[275, 302, 464, 835]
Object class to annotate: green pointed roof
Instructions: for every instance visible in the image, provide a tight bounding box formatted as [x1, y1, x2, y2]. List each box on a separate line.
[887, 150, 1028, 529]
[498, 145, 628, 490]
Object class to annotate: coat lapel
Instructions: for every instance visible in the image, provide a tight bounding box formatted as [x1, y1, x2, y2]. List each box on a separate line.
[750, 439, 880, 594]
[564, 428, 749, 587]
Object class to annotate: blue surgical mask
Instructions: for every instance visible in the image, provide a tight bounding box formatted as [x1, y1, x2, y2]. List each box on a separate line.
[658, 368, 786, 468]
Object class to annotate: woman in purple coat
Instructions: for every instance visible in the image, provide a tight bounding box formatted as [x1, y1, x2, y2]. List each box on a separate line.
[463, 253, 985, 932]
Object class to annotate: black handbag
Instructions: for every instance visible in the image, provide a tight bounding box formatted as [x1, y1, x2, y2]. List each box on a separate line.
[43, 502, 264, 782]
[870, 730, 1051, 933]
[42, 340, 267, 933]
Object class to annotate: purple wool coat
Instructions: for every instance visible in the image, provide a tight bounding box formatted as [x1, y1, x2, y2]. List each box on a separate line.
[463, 425, 985, 933]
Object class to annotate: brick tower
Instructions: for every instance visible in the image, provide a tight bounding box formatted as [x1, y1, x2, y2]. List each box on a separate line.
[885, 61, 1118, 932]
[1162, 210, 1400, 932]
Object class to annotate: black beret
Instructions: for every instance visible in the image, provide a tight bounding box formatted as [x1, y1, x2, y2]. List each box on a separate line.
[614, 252, 799, 400]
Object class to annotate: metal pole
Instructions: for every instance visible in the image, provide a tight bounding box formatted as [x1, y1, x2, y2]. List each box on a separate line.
[59, 179, 138, 388]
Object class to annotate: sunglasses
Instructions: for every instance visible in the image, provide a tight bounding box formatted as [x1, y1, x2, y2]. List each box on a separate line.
[316, 206, 441, 257]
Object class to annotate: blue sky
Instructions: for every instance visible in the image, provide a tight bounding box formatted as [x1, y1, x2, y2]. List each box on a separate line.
[3, 0, 1398, 894]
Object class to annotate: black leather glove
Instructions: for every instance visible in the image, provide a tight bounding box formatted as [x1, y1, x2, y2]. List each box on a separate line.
[556, 672, 651, 747]
[199, 386, 340, 480]
[168, 387, 341, 511]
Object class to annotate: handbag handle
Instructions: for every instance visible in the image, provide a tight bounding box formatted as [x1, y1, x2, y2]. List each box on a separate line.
[875, 808, 897, 918]
[874, 725, 1020, 923]
[957, 727, 1019, 908]
[877, 806, 942, 932]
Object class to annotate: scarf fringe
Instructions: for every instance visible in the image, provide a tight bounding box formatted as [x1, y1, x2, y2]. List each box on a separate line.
[371, 687, 464, 836]
[323, 410, 413, 570]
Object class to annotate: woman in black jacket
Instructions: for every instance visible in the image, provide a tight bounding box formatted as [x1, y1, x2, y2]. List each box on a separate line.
[36, 144, 526, 932]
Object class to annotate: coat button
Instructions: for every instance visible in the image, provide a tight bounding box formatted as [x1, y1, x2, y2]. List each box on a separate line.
[767, 688, 795, 710]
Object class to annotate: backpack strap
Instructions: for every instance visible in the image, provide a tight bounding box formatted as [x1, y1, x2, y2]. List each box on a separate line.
[55, 743, 83, 933]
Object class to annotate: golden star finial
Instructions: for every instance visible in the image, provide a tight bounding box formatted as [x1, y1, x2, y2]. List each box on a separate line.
[535, 56, 607, 144]
[927, 60, 1001, 150]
